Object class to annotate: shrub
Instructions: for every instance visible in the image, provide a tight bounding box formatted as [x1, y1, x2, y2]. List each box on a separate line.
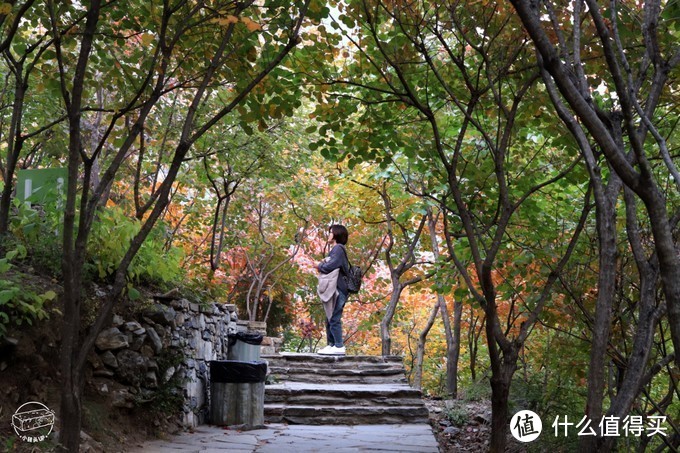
[462, 379, 492, 402]
[0, 245, 56, 339]
[8, 198, 63, 277]
[445, 401, 469, 426]
[87, 206, 184, 286]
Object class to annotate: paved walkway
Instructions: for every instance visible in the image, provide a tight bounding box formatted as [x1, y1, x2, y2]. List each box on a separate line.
[129, 423, 440, 452]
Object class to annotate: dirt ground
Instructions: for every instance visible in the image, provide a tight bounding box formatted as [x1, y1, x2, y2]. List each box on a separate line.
[427, 398, 492, 452]
[0, 378, 180, 452]
[426, 398, 529, 453]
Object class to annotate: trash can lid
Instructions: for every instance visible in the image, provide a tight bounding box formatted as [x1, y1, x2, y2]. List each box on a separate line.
[227, 332, 264, 345]
[210, 360, 267, 383]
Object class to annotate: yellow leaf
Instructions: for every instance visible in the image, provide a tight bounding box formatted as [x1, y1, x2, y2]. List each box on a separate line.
[241, 16, 262, 32]
[212, 15, 239, 27]
[140, 33, 154, 46]
[0, 3, 11, 15]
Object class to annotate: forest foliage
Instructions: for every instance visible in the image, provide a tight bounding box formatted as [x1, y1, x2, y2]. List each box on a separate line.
[0, 0, 678, 451]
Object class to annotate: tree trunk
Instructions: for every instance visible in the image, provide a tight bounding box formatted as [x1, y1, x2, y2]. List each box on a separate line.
[413, 300, 439, 389]
[438, 295, 461, 397]
[645, 194, 680, 370]
[446, 297, 463, 397]
[380, 283, 404, 356]
[426, 208, 460, 396]
[484, 265, 518, 453]
[0, 65, 26, 235]
[55, 0, 102, 449]
[0, 169, 16, 235]
[598, 188, 663, 452]
[58, 270, 84, 452]
[468, 308, 482, 382]
[581, 181, 620, 452]
[58, 367, 82, 452]
[489, 364, 515, 453]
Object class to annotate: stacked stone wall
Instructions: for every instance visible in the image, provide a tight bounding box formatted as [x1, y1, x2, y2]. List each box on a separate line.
[90, 299, 240, 427]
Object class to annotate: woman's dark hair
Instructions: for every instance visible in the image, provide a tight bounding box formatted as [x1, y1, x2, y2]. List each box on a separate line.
[329, 224, 348, 245]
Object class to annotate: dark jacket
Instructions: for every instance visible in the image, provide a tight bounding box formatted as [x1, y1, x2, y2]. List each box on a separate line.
[318, 244, 349, 296]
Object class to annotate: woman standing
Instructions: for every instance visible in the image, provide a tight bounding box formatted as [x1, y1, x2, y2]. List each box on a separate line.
[317, 224, 349, 355]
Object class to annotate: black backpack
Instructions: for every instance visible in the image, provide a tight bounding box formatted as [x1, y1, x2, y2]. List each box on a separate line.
[339, 245, 362, 294]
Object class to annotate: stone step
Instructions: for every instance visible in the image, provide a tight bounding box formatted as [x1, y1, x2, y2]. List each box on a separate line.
[262, 353, 426, 426]
[267, 362, 406, 372]
[265, 394, 425, 407]
[261, 353, 404, 368]
[265, 382, 423, 407]
[264, 405, 430, 425]
[267, 361, 404, 374]
[263, 353, 407, 385]
[267, 367, 407, 385]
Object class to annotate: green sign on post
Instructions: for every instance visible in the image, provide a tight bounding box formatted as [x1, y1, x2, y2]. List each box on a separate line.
[16, 168, 68, 204]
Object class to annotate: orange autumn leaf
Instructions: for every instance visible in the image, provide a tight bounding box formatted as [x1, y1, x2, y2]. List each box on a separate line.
[213, 15, 239, 26]
[241, 16, 262, 32]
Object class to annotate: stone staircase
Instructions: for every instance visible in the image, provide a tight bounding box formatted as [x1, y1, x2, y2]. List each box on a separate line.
[262, 353, 429, 425]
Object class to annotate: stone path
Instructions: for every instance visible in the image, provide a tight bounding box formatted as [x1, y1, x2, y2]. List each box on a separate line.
[129, 423, 440, 452]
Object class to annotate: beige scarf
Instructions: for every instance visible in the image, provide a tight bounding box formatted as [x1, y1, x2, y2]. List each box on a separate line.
[317, 268, 340, 321]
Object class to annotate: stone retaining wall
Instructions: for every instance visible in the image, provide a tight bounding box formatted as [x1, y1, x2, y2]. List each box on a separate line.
[90, 299, 241, 427]
[261, 336, 283, 355]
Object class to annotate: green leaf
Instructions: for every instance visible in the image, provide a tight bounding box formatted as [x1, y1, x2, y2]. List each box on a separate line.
[41, 290, 57, 301]
[454, 286, 469, 299]
[128, 286, 141, 301]
[0, 289, 15, 305]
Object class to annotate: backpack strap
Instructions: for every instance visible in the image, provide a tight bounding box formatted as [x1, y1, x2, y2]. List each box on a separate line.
[337, 244, 351, 275]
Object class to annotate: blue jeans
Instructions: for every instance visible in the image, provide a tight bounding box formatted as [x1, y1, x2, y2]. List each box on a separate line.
[326, 291, 347, 347]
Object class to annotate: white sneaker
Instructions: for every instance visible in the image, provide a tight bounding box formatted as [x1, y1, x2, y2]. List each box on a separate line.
[329, 346, 346, 355]
[317, 345, 334, 355]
